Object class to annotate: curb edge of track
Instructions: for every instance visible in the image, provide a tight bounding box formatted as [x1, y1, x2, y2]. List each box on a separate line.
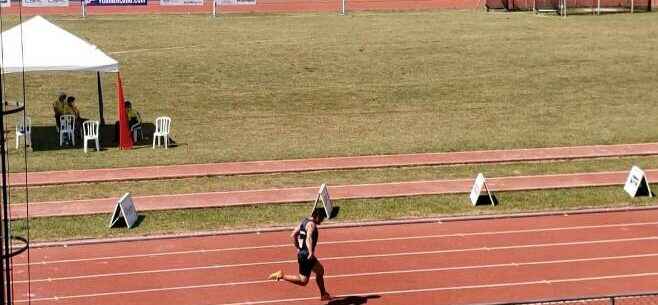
[29, 203, 658, 249]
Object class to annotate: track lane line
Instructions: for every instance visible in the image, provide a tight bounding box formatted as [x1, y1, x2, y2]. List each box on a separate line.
[17, 251, 658, 286]
[15, 237, 658, 284]
[15, 221, 658, 266]
[17, 236, 658, 282]
[16, 268, 658, 303]
[210, 272, 658, 305]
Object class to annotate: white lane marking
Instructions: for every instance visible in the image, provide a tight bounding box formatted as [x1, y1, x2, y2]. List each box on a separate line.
[25, 251, 658, 285]
[14, 221, 658, 267]
[16, 236, 658, 283]
[15, 266, 658, 303]
[14, 258, 294, 284]
[212, 272, 658, 305]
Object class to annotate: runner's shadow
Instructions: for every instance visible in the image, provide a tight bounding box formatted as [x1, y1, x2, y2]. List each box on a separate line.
[326, 295, 380, 305]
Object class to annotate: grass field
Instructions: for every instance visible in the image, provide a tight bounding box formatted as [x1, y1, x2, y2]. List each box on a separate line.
[3, 10, 658, 172]
[2, 10, 658, 241]
[9, 154, 658, 241]
[12, 185, 658, 241]
[9, 154, 658, 204]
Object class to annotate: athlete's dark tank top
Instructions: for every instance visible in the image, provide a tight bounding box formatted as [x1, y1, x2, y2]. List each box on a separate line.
[297, 218, 318, 253]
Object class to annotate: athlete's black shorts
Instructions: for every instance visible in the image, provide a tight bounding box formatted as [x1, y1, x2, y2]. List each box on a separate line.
[297, 250, 318, 277]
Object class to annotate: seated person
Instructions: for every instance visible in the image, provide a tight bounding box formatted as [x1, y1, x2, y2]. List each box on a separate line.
[115, 100, 142, 143]
[126, 101, 142, 134]
[60, 96, 81, 119]
[61, 96, 86, 141]
[52, 93, 67, 131]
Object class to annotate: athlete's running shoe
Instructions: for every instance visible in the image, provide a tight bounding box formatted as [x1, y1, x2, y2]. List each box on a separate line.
[267, 270, 283, 281]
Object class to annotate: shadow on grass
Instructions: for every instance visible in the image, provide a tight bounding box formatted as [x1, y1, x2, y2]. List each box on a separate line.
[29, 123, 156, 151]
[326, 295, 381, 305]
[473, 194, 498, 206]
[631, 176, 654, 197]
[330, 206, 340, 219]
[109, 215, 146, 229]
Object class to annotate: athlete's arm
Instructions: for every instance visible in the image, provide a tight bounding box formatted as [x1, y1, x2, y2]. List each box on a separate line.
[306, 222, 316, 259]
[291, 225, 300, 249]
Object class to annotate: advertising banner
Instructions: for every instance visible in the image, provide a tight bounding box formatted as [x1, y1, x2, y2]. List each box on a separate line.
[22, 0, 69, 7]
[160, 0, 202, 5]
[86, 0, 146, 6]
[217, 0, 255, 5]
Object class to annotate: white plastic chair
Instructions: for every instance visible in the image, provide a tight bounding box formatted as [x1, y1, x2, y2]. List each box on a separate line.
[83, 120, 100, 153]
[59, 114, 75, 147]
[152, 116, 171, 149]
[16, 117, 31, 149]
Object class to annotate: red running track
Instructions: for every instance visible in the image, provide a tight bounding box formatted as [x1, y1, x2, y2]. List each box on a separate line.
[10, 168, 658, 218]
[9, 208, 658, 305]
[7, 142, 658, 187]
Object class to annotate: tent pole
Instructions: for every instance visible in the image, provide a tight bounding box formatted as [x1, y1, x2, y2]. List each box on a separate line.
[97, 72, 105, 125]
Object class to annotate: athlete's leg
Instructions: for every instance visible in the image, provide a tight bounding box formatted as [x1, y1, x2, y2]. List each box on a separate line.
[268, 270, 310, 286]
[269, 252, 313, 287]
[282, 274, 309, 286]
[313, 261, 330, 300]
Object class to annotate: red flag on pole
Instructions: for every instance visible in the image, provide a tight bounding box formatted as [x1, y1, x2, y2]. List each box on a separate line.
[117, 72, 133, 150]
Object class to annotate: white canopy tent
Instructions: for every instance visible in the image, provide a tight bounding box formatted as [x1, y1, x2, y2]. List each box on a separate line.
[0, 15, 120, 123]
[1, 15, 118, 73]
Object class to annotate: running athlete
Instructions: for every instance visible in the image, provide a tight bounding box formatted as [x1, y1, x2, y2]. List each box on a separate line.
[268, 208, 331, 301]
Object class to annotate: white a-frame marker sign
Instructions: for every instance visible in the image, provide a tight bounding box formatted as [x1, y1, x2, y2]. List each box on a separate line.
[311, 183, 334, 219]
[624, 166, 653, 198]
[470, 173, 495, 206]
[109, 193, 139, 229]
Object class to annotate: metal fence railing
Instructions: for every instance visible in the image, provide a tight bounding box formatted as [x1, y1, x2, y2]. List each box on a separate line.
[492, 292, 658, 305]
[485, 0, 654, 13]
[0, 0, 484, 17]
